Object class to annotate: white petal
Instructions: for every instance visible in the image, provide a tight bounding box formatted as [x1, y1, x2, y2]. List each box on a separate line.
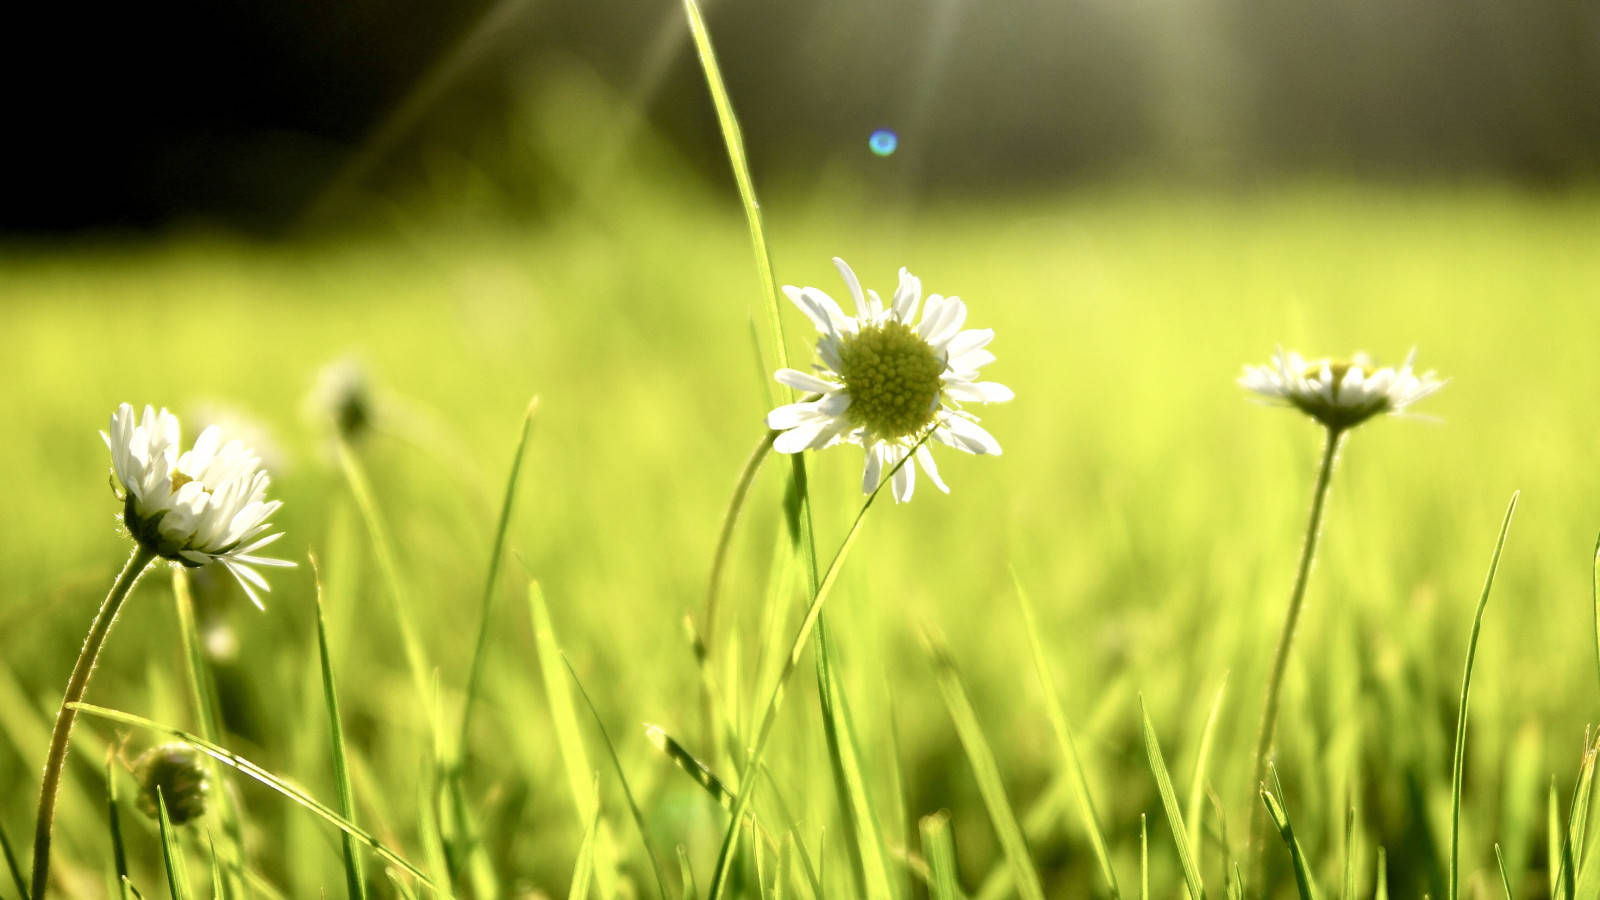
[892, 456, 915, 503]
[861, 446, 883, 494]
[774, 368, 840, 394]
[774, 421, 831, 454]
[943, 380, 1014, 403]
[832, 257, 868, 318]
[944, 328, 994, 358]
[916, 445, 950, 494]
[938, 416, 1003, 456]
[766, 401, 829, 430]
[891, 268, 922, 323]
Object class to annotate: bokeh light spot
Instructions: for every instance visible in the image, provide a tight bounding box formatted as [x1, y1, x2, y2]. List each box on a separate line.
[868, 129, 899, 157]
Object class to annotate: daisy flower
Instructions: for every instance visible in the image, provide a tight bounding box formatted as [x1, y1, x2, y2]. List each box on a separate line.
[1239, 348, 1446, 431]
[103, 403, 293, 607]
[765, 258, 1012, 503]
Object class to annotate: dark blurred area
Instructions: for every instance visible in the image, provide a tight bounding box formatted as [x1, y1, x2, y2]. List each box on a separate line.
[6, 0, 1599, 234]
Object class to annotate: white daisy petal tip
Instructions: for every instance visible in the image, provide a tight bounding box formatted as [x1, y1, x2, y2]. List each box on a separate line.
[105, 403, 291, 606]
[766, 259, 1006, 501]
[1240, 348, 1446, 430]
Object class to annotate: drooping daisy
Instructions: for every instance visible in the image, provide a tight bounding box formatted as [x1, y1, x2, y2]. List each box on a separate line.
[1239, 348, 1446, 431]
[103, 403, 293, 607]
[765, 258, 1012, 503]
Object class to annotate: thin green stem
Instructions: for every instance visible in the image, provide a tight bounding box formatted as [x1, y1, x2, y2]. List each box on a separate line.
[32, 544, 158, 898]
[1248, 426, 1342, 873]
[703, 429, 779, 653]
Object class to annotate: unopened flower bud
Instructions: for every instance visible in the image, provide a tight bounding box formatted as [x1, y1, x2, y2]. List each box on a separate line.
[134, 742, 211, 825]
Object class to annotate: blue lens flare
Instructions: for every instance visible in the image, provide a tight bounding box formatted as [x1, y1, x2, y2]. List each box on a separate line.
[868, 129, 899, 157]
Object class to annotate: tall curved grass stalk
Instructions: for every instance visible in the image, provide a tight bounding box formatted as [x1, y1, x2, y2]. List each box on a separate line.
[1448, 491, 1518, 900]
[31, 544, 157, 898]
[1249, 425, 1343, 863]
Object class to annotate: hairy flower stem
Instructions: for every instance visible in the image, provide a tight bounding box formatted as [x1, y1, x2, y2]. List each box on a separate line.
[32, 545, 158, 898]
[1248, 425, 1343, 877]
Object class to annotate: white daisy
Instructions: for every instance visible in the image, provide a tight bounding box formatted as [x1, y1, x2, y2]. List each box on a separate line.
[103, 403, 293, 607]
[765, 258, 1013, 503]
[1239, 348, 1446, 430]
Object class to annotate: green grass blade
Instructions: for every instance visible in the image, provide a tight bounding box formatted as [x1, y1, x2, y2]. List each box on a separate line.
[107, 756, 129, 900]
[1495, 843, 1515, 899]
[814, 621, 896, 899]
[1592, 532, 1600, 699]
[1375, 846, 1388, 900]
[1260, 782, 1317, 900]
[0, 813, 28, 900]
[1451, 491, 1519, 900]
[529, 581, 599, 824]
[560, 654, 671, 900]
[1139, 815, 1148, 900]
[311, 555, 370, 900]
[920, 812, 965, 900]
[678, 0, 788, 379]
[387, 870, 422, 900]
[170, 570, 245, 899]
[1138, 695, 1205, 900]
[1012, 572, 1120, 898]
[207, 831, 225, 899]
[1562, 734, 1600, 897]
[679, 845, 698, 900]
[569, 785, 601, 900]
[1342, 802, 1355, 900]
[68, 703, 444, 894]
[925, 628, 1046, 900]
[1550, 778, 1563, 900]
[335, 437, 433, 713]
[156, 790, 193, 900]
[458, 396, 539, 755]
[705, 443, 919, 900]
[1186, 678, 1229, 864]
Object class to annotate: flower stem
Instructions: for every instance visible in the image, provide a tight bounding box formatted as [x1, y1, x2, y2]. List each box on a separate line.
[32, 544, 157, 898]
[1248, 425, 1342, 873]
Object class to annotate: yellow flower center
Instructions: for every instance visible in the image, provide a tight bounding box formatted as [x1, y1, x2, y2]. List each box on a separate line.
[168, 470, 210, 495]
[836, 321, 945, 441]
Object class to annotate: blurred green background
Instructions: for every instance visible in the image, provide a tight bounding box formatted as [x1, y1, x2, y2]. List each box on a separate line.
[3, 0, 1599, 897]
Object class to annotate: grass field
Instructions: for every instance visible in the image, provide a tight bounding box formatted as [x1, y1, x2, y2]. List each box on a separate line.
[2, 178, 1599, 899]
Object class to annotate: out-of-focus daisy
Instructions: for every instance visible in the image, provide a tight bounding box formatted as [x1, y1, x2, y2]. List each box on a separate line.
[306, 358, 376, 443]
[765, 258, 1012, 503]
[103, 403, 293, 608]
[1239, 348, 1445, 431]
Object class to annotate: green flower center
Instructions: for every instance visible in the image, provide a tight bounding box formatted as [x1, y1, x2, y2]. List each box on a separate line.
[836, 321, 945, 441]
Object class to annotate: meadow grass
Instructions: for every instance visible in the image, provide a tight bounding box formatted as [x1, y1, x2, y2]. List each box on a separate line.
[1, 158, 1598, 898]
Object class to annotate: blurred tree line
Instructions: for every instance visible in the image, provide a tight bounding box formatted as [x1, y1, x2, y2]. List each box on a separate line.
[6, 0, 1597, 233]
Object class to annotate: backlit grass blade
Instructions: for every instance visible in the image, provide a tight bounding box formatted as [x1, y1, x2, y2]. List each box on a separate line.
[67, 703, 443, 893]
[1554, 734, 1598, 897]
[529, 581, 599, 823]
[679, 0, 788, 380]
[156, 790, 194, 900]
[919, 812, 964, 900]
[1341, 803, 1355, 900]
[1495, 844, 1514, 899]
[815, 621, 896, 899]
[1450, 491, 1518, 900]
[335, 438, 434, 715]
[107, 756, 129, 900]
[1138, 695, 1205, 900]
[170, 570, 245, 899]
[679, 846, 698, 900]
[1261, 780, 1316, 900]
[0, 812, 28, 900]
[1375, 847, 1387, 900]
[1012, 572, 1120, 898]
[561, 654, 671, 900]
[311, 555, 370, 900]
[1186, 678, 1229, 864]
[207, 831, 225, 900]
[1592, 532, 1600, 698]
[458, 396, 539, 754]
[1550, 778, 1565, 900]
[387, 870, 421, 900]
[1139, 815, 1148, 900]
[925, 628, 1046, 900]
[570, 786, 601, 900]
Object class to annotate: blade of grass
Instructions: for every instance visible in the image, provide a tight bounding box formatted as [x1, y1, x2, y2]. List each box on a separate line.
[1138, 695, 1205, 900]
[69, 703, 443, 893]
[679, 846, 698, 900]
[1342, 802, 1355, 900]
[1592, 532, 1600, 699]
[107, 755, 129, 900]
[1495, 844, 1514, 899]
[1550, 778, 1563, 900]
[457, 397, 539, 755]
[704, 442, 923, 900]
[1375, 846, 1388, 900]
[0, 814, 27, 900]
[529, 581, 599, 824]
[1260, 783, 1316, 900]
[1562, 733, 1600, 897]
[311, 555, 370, 900]
[561, 654, 671, 900]
[1139, 815, 1148, 900]
[207, 831, 225, 899]
[569, 784, 601, 900]
[156, 790, 193, 900]
[920, 812, 964, 900]
[1187, 678, 1229, 865]
[170, 570, 244, 900]
[925, 627, 1046, 900]
[335, 438, 433, 715]
[1451, 491, 1519, 900]
[815, 622, 896, 899]
[1012, 572, 1120, 898]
